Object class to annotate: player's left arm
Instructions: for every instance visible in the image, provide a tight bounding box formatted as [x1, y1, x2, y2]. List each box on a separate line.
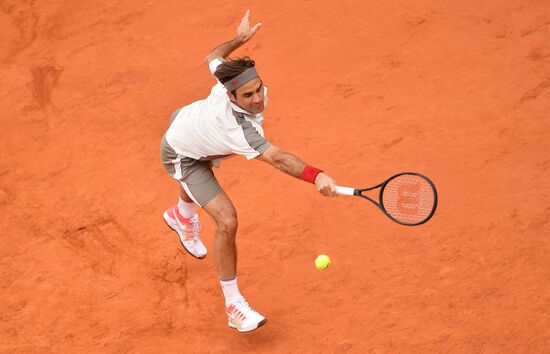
[204, 10, 262, 65]
[257, 145, 337, 197]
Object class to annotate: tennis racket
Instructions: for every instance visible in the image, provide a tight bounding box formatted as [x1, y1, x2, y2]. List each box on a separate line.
[335, 172, 438, 226]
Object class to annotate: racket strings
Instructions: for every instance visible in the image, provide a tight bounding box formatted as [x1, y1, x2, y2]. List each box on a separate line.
[381, 174, 436, 225]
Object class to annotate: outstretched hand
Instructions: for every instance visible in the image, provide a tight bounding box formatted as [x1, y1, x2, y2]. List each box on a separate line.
[236, 10, 262, 42]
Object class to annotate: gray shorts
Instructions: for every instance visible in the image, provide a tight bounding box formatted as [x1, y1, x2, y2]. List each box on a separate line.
[160, 110, 222, 207]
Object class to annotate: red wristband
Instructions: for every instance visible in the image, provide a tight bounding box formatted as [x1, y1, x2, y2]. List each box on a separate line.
[301, 165, 324, 184]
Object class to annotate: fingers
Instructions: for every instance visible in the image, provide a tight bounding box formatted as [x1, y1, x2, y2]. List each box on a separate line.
[241, 9, 250, 28]
[251, 22, 262, 33]
[320, 188, 336, 197]
[237, 10, 262, 40]
[237, 10, 249, 31]
[317, 182, 337, 197]
[243, 11, 249, 27]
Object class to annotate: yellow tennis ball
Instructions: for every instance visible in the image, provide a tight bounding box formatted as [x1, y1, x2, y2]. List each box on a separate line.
[315, 254, 330, 270]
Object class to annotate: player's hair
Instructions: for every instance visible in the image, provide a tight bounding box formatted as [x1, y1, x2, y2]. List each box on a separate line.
[214, 57, 256, 96]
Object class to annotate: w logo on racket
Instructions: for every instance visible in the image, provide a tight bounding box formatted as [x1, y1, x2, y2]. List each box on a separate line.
[397, 183, 420, 215]
[396, 182, 420, 215]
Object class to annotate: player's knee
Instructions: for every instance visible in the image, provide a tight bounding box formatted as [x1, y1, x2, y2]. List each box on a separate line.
[217, 214, 238, 235]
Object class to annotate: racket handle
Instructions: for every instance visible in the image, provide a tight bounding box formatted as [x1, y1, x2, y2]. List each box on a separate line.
[335, 186, 356, 196]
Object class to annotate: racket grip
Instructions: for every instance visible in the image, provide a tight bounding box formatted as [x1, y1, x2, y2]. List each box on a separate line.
[335, 186, 355, 196]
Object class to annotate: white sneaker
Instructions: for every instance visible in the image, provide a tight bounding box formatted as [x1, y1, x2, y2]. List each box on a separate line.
[226, 296, 267, 332]
[163, 205, 207, 259]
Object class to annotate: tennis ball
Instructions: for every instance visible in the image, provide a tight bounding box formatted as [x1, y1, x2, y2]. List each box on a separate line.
[315, 254, 330, 270]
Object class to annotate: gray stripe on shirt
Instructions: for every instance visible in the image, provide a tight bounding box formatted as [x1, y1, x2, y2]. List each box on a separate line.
[232, 110, 271, 154]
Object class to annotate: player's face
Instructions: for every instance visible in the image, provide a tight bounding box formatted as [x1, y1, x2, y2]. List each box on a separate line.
[230, 78, 265, 114]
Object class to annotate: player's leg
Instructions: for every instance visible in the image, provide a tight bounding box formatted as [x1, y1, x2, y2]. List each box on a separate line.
[160, 137, 207, 258]
[202, 190, 267, 332]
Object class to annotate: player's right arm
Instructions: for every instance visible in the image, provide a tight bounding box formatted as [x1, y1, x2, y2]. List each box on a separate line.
[258, 145, 337, 197]
[204, 10, 262, 65]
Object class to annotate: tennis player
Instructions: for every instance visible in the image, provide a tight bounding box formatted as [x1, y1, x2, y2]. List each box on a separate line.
[160, 10, 337, 332]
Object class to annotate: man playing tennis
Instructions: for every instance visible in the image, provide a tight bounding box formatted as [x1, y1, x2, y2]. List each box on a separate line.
[160, 10, 337, 332]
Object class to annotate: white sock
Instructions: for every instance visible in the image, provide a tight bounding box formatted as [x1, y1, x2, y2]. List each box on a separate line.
[178, 197, 196, 219]
[220, 276, 242, 306]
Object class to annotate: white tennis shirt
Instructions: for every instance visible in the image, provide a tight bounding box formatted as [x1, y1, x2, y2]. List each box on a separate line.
[165, 58, 270, 163]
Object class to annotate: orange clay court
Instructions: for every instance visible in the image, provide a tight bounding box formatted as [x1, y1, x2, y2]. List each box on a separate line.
[1, 0, 549, 352]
